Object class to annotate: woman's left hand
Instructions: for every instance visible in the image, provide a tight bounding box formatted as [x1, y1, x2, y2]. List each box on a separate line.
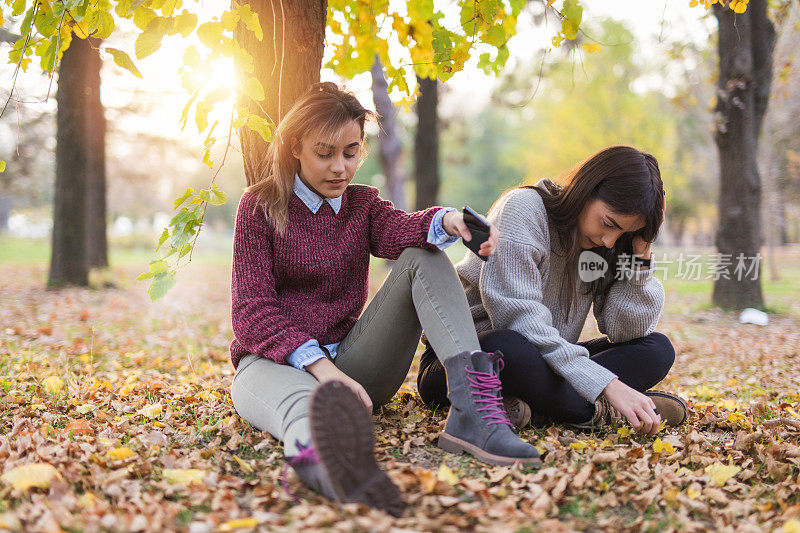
[443, 211, 500, 257]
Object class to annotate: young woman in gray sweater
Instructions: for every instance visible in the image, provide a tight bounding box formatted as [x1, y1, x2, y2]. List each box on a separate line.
[418, 146, 687, 435]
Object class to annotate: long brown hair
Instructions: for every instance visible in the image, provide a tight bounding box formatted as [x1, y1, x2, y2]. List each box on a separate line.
[246, 82, 375, 234]
[524, 145, 665, 319]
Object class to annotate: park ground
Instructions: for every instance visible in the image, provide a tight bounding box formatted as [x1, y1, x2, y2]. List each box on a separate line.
[1, 236, 799, 532]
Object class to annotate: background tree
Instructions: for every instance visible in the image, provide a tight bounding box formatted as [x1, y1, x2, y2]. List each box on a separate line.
[371, 56, 407, 210]
[711, 0, 775, 310]
[49, 37, 97, 286]
[414, 75, 439, 209]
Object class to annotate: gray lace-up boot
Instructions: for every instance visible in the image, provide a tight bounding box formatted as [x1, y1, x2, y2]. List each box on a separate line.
[438, 351, 542, 467]
[286, 381, 403, 517]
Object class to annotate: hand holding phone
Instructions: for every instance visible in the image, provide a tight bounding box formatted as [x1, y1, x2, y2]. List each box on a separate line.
[462, 206, 491, 261]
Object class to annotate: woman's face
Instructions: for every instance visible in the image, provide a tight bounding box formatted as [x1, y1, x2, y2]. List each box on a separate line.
[578, 199, 645, 250]
[292, 120, 362, 199]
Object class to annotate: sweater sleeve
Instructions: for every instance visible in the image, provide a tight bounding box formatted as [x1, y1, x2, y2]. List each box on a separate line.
[230, 194, 314, 365]
[366, 189, 440, 259]
[476, 190, 617, 402]
[592, 258, 665, 344]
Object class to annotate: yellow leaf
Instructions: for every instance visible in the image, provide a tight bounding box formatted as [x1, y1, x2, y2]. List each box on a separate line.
[108, 447, 136, 461]
[569, 441, 587, 450]
[236, 3, 262, 41]
[785, 406, 800, 418]
[600, 438, 614, 449]
[676, 467, 692, 476]
[783, 519, 800, 533]
[42, 376, 63, 394]
[686, 487, 700, 499]
[1, 463, 61, 490]
[172, 11, 197, 37]
[107, 47, 142, 78]
[246, 114, 274, 142]
[219, 517, 260, 531]
[727, 412, 745, 423]
[657, 419, 667, 432]
[232, 455, 253, 474]
[652, 438, 675, 455]
[163, 468, 206, 486]
[705, 462, 740, 487]
[138, 403, 163, 418]
[617, 427, 631, 438]
[77, 492, 99, 508]
[0, 160, 6, 173]
[437, 464, 458, 485]
[0, 512, 21, 530]
[581, 42, 601, 53]
[244, 77, 265, 102]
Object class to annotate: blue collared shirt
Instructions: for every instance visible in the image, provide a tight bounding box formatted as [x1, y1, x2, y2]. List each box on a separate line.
[286, 175, 458, 369]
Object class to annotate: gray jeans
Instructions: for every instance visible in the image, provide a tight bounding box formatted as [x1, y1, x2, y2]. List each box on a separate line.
[230, 247, 480, 456]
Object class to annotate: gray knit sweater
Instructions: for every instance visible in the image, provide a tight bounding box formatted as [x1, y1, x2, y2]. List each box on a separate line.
[456, 180, 665, 402]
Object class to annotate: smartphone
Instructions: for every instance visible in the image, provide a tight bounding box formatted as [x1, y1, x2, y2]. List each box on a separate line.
[462, 206, 491, 261]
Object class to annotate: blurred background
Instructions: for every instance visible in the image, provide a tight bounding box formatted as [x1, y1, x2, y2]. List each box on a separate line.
[1, 0, 798, 307]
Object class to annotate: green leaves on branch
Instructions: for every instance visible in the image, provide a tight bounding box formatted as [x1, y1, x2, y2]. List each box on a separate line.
[137, 183, 227, 301]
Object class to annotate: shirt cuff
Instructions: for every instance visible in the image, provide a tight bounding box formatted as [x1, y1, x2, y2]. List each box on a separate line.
[428, 207, 459, 250]
[286, 339, 329, 370]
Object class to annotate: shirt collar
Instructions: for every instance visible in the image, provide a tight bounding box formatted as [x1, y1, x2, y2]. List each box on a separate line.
[293, 174, 342, 214]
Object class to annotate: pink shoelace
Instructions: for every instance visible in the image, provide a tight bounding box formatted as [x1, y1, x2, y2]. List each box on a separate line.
[465, 358, 512, 427]
[281, 441, 319, 501]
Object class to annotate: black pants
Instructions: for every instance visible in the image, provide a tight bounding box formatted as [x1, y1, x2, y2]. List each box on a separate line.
[417, 330, 675, 424]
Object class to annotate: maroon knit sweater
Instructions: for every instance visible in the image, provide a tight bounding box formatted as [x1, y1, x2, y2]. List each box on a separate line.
[229, 185, 441, 368]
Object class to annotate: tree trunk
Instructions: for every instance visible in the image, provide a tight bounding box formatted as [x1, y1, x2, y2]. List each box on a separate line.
[0, 194, 10, 233]
[234, 0, 327, 187]
[49, 37, 94, 287]
[86, 39, 108, 269]
[711, 1, 775, 310]
[371, 56, 407, 211]
[414, 76, 439, 210]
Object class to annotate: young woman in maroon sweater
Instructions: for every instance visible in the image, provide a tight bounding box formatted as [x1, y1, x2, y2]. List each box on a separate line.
[229, 82, 541, 516]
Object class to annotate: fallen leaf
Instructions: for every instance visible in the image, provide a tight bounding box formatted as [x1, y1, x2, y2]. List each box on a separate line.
[437, 464, 458, 486]
[66, 418, 94, 435]
[653, 438, 676, 455]
[42, 376, 63, 395]
[0, 512, 21, 530]
[219, 517, 260, 531]
[1, 463, 61, 490]
[162, 468, 206, 486]
[107, 447, 136, 461]
[232, 455, 253, 474]
[138, 403, 163, 418]
[783, 519, 800, 533]
[705, 462, 741, 487]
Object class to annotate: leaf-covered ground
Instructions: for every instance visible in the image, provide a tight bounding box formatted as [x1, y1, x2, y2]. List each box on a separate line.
[1, 245, 799, 532]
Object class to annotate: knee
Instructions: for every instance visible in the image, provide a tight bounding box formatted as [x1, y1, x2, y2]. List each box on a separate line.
[480, 329, 542, 363]
[645, 332, 675, 373]
[397, 247, 452, 270]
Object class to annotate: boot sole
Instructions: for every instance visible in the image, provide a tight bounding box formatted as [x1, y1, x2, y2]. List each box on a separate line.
[646, 391, 688, 426]
[309, 381, 404, 517]
[437, 432, 543, 467]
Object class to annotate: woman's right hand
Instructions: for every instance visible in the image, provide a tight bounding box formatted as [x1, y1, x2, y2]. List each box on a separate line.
[305, 357, 373, 412]
[601, 378, 661, 435]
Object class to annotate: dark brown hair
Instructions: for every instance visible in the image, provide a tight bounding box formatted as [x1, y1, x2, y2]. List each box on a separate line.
[247, 82, 376, 233]
[524, 145, 665, 319]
